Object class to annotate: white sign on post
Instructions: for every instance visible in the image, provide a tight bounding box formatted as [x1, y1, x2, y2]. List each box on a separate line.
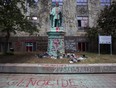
[99, 36, 111, 44]
[98, 35, 112, 55]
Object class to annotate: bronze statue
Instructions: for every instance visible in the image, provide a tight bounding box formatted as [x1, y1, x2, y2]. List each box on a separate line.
[50, 2, 62, 27]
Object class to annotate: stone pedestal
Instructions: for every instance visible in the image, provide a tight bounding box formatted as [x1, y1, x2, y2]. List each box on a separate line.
[47, 27, 65, 58]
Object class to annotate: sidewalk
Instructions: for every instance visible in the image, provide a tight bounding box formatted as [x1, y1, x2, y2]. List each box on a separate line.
[0, 74, 116, 88]
[0, 63, 116, 73]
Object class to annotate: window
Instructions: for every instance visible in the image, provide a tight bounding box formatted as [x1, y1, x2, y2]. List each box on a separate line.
[52, 0, 63, 6]
[77, 17, 89, 29]
[100, 0, 111, 6]
[78, 42, 88, 52]
[78, 20, 81, 27]
[25, 42, 36, 52]
[26, 16, 37, 21]
[76, 0, 88, 5]
[32, 17, 38, 20]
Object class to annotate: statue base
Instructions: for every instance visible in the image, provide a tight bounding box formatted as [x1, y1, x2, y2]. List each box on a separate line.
[49, 27, 64, 32]
[47, 29, 65, 58]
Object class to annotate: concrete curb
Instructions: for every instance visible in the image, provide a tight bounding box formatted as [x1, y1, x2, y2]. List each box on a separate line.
[0, 64, 116, 74]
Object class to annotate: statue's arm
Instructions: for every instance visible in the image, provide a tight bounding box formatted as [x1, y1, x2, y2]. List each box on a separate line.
[50, 8, 55, 21]
[50, 14, 53, 20]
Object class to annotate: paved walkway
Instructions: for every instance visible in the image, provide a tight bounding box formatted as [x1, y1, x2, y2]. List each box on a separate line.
[0, 74, 116, 88]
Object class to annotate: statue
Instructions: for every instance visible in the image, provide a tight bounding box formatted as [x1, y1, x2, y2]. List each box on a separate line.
[47, 2, 65, 58]
[50, 2, 62, 27]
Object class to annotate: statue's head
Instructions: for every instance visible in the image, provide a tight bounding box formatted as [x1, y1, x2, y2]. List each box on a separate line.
[56, 2, 59, 7]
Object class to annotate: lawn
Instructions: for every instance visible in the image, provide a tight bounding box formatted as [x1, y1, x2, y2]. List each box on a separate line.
[0, 52, 116, 64]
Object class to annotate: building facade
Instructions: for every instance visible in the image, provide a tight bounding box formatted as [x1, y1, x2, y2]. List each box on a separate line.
[0, 0, 115, 53]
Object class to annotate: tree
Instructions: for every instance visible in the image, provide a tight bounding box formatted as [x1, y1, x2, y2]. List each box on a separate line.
[27, 0, 37, 7]
[0, 0, 38, 54]
[87, 1, 116, 38]
[86, 1, 116, 53]
[87, 1, 116, 37]
[97, 1, 116, 38]
[86, 27, 99, 52]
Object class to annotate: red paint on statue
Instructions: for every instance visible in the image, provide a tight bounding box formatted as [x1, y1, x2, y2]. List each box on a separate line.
[56, 27, 59, 32]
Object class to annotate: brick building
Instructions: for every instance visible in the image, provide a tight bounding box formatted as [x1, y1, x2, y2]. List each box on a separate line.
[0, 0, 115, 53]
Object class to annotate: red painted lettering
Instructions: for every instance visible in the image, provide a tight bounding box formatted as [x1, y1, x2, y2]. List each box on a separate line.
[62, 79, 68, 87]
[17, 78, 25, 86]
[36, 80, 46, 86]
[26, 78, 37, 87]
[7, 78, 18, 86]
[45, 80, 54, 86]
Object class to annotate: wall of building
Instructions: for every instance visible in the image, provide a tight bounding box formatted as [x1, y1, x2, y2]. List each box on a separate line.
[63, 0, 78, 36]
[0, 36, 88, 52]
[10, 0, 115, 36]
[88, 0, 100, 27]
[0, 0, 116, 53]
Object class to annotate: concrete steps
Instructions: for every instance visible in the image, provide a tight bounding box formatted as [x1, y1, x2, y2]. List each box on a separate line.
[0, 64, 116, 74]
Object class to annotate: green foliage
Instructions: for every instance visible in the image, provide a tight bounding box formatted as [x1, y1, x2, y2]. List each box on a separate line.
[87, 1, 116, 40]
[0, 0, 38, 53]
[0, 0, 38, 34]
[97, 1, 116, 38]
[86, 27, 99, 40]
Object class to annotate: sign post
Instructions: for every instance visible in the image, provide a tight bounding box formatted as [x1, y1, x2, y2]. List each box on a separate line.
[98, 35, 112, 55]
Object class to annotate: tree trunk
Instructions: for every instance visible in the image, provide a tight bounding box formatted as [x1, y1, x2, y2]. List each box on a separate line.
[4, 30, 10, 54]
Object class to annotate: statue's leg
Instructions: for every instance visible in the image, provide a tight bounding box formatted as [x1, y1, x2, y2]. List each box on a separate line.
[55, 19, 58, 27]
[56, 19, 59, 27]
[53, 19, 55, 27]
[58, 20, 60, 27]
[51, 17, 53, 27]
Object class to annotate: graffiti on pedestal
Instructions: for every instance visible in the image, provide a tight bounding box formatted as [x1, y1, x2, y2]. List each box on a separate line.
[48, 38, 64, 56]
[47, 2, 65, 57]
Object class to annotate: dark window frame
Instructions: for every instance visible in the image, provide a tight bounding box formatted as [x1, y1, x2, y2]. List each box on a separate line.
[77, 16, 89, 29]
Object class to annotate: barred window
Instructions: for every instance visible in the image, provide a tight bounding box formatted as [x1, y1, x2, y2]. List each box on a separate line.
[76, 0, 88, 5]
[100, 0, 111, 6]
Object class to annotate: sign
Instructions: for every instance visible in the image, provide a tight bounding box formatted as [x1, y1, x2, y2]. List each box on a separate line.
[99, 36, 112, 44]
[98, 35, 112, 55]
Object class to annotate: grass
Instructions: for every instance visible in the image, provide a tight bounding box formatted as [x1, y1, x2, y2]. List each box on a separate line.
[0, 52, 116, 64]
[79, 52, 116, 64]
